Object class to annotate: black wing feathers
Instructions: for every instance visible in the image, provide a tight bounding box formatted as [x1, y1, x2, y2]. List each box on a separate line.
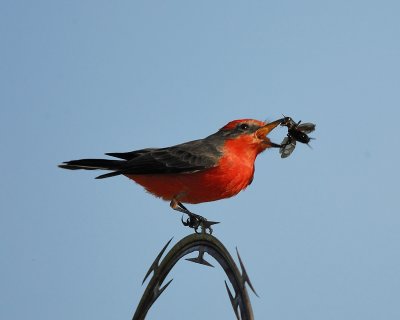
[105, 148, 158, 160]
[59, 138, 222, 178]
[115, 139, 220, 175]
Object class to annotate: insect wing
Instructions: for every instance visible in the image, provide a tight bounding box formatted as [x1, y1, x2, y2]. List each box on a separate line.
[297, 123, 316, 134]
[280, 137, 296, 158]
[280, 136, 290, 148]
[280, 140, 296, 158]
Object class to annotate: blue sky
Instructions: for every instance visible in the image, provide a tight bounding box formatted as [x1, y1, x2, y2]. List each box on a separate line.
[1, 1, 399, 319]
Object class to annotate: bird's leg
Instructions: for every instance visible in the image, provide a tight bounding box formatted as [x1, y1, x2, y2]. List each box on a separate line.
[169, 199, 219, 234]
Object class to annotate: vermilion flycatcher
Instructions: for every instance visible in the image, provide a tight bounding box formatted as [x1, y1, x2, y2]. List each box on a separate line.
[59, 118, 284, 232]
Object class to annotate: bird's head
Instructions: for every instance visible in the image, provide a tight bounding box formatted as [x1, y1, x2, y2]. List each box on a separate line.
[218, 118, 282, 153]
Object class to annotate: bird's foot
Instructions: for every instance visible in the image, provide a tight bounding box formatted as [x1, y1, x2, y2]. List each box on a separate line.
[170, 199, 219, 234]
[181, 213, 219, 234]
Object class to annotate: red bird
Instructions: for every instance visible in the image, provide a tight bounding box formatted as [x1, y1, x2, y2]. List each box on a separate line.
[59, 118, 284, 232]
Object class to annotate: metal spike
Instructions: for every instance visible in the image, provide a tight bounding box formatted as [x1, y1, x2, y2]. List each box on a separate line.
[155, 279, 173, 300]
[186, 256, 214, 267]
[200, 220, 220, 235]
[203, 220, 220, 227]
[142, 238, 173, 284]
[186, 249, 214, 267]
[225, 281, 240, 320]
[236, 248, 259, 297]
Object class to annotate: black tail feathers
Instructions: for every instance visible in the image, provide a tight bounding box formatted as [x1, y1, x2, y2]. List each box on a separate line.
[58, 159, 124, 179]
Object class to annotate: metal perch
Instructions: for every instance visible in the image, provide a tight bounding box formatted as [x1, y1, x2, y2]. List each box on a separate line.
[132, 233, 257, 320]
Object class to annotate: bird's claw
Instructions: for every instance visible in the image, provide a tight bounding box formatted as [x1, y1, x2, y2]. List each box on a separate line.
[181, 214, 219, 234]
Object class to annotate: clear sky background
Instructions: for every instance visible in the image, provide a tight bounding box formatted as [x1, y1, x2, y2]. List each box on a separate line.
[1, 1, 399, 319]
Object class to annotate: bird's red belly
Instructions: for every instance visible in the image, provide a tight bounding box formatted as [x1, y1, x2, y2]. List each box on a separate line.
[126, 158, 255, 204]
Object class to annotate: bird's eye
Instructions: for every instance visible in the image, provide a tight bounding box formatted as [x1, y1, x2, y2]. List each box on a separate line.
[238, 123, 250, 131]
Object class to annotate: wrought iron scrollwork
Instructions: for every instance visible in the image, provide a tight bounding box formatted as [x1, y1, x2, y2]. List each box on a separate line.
[132, 233, 257, 320]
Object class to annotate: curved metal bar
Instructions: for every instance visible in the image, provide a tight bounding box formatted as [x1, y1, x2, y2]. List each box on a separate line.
[132, 233, 257, 320]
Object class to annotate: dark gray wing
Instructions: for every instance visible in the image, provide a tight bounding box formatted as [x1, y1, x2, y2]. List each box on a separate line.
[105, 138, 222, 175]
